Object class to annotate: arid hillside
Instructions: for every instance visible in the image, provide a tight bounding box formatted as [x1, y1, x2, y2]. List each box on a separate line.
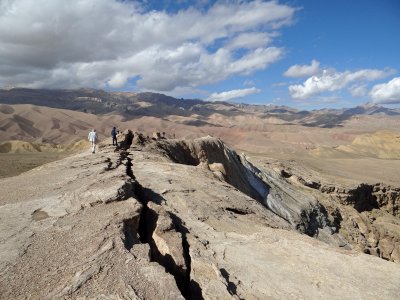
[1, 98, 400, 184]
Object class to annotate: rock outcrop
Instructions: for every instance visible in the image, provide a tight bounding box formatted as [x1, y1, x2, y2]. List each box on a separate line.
[151, 137, 342, 244]
[277, 166, 400, 262]
[1, 135, 400, 299]
[0, 150, 183, 299]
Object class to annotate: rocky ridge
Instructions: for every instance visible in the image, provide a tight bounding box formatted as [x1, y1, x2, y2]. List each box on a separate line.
[1, 133, 400, 299]
[149, 137, 341, 241]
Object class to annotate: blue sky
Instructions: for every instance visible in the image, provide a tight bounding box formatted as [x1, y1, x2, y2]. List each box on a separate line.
[253, 0, 400, 108]
[0, 0, 399, 109]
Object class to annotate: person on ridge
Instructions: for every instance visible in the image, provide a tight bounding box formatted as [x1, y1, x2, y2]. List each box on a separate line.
[88, 129, 98, 153]
[111, 126, 117, 146]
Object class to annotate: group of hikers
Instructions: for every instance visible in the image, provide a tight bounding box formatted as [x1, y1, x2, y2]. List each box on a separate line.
[87, 126, 118, 154]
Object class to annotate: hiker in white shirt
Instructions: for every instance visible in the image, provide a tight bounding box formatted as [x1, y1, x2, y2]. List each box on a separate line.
[88, 129, 98, 153]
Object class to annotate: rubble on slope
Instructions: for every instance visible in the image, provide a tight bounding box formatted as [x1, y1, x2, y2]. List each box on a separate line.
[274, 165, 400, 262]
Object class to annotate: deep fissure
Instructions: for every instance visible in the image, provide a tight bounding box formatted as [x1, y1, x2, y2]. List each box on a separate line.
[120, 149, 203, 299]
[118, 140, 398, 292]
[134, 182, 203, 299]
[225, 207, 251, 215]
[170, 212, 204, 300]
[122, 218, 139, 250]
[220, 268, 242, 299]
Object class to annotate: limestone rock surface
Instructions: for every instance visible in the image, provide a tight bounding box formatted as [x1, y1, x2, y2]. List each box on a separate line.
[0, 150, 183, 299]
[1, 136, 400, 299]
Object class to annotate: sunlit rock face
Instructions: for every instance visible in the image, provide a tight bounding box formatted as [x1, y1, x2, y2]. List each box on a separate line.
[152, 136, 339, 239]
[1, 134, 400, 299]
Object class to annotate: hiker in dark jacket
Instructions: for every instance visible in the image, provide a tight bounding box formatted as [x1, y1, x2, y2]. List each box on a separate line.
[111, 127, 117, 146]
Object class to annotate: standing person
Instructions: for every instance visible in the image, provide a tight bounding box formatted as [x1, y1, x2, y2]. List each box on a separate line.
[111, 126, 117, 146]
[88, 129, 98, 153]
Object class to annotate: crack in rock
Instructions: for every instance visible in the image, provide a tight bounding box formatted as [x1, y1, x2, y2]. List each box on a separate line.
[120, 149, 203, 299]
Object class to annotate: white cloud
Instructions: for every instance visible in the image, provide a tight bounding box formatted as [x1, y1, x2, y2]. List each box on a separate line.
[0, 0, 296, 92]
[370, 77, 400, 104]
[107, 72, 129, 88]
[349, 84, 367, 97]
[146, 85, 209, 99]
[284, 60, 320, 78]
[227, 47, 283, 75]
[207, 87, 261, 102]
[289, 68, 396, 100]
[226, 32, 271, 50]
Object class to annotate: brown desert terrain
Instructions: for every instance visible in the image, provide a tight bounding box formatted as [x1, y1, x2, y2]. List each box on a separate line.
[1, 92, 400, 299]
[0, 152, 69, 179]
[1, 101, 400, 184]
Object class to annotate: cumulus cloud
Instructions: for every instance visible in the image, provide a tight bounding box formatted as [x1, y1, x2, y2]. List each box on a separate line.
[226, 32, 272, 50]
[349, 84, 367, 97]
[289, 68, 396, 100]
[207, 87, 261, 102]
[0, 0, 296, 92]
[284, 60, 320, 78]
[370, 77, 400, 104]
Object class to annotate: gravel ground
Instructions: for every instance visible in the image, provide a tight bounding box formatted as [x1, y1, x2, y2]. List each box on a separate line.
[0, 153, 70, 179]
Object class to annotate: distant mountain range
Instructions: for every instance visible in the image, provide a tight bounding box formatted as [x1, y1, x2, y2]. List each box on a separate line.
[1, 88, 399, 128]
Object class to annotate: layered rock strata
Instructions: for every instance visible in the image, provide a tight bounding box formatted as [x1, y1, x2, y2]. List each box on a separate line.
[276, 166, 400, 262]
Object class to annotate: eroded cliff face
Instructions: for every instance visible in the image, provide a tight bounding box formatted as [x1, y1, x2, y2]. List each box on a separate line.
[146, 135, 400, 263]
[1, 134, 400, 299]
[278, 168, 400, 263]
[322, 184, 400, 262]
[150, 137, 347, 247]
[322, 183, 400, 216]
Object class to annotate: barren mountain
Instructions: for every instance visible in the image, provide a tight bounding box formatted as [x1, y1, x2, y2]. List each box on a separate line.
[1, 135, 400, 299]
[1, 88, 400, 128]
[2, 91, 400, 184]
